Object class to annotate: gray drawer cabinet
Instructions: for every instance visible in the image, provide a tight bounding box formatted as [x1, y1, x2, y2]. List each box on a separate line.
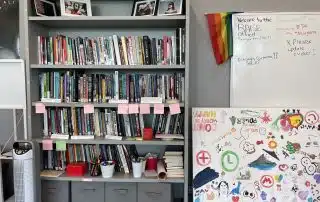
[71, 182, 104, 202]
[138, 183, 172, 202]
[105, 182, 137, 202]
[42, 181, 69, 202]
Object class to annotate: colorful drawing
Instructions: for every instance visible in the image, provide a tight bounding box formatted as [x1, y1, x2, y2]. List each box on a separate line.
[193, 108, 320, 202]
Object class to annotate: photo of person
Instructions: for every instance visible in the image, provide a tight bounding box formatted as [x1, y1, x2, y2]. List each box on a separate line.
[157, 0, 182, 16]
[61, 0, 92, 16]
[64, 1, 87, 15]
[133, 0, 156, 16]
[165, 1, 177, 14]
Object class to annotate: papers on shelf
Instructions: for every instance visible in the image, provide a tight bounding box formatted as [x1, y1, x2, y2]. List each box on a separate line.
[155, 134, 184, 140]
[50, 134, 69, 139]
[40, 170, 64, 177]
[70, 135, 95, 140]
[105, 135, 123, 140]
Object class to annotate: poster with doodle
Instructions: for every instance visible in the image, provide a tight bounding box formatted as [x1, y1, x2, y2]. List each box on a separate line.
[192, 108, 320, 202]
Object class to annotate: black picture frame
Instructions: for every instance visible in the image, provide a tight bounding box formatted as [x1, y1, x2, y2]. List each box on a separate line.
[34, 0, 57, 16]
[131, 0, 158, 16]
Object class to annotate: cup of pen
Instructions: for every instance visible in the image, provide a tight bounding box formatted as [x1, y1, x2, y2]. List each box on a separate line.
[132, 159, 143, 178]
[101, 161, 115, 178]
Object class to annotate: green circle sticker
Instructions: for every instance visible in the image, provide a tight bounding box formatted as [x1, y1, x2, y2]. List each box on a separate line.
[221, 150, 239, 172]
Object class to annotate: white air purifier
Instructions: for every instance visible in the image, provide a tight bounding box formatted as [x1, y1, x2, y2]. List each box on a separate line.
[13, 141, 40, 202]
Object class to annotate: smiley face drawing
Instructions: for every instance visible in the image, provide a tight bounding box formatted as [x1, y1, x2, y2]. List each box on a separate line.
[301, 157, 316, 175]
[305, 111, 319, 125]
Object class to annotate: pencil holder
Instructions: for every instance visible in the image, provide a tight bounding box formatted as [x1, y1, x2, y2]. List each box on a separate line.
[143, 128, 153, 140]
[101, 161, 115, 178]
[89, 161, 101, 176]
[132, 161, 143, 178]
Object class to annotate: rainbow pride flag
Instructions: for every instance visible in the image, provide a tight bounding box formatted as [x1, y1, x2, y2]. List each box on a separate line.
[206, 12, 239, 65]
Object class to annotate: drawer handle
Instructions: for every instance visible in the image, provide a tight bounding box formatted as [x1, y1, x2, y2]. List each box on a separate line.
[83, 188, 96, 192]
[113, 189, 128, 195]
[145, 191, 162, 199]
[47, 188, 56, 193]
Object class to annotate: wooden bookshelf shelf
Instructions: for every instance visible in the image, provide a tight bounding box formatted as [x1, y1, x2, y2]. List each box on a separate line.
[34, 137, 184, 145]
[41, 173, 184, 183]
[28, 16, 186, 28]
[32, 102, 185, 108]
[30, 64, 186, 70]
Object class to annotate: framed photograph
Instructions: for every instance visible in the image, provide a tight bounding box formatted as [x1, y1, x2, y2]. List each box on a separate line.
[157, 0, 183, 16]
[132, 0, 157, 16]
[34, 0, 57, 16]
[60, 0, 92, 16]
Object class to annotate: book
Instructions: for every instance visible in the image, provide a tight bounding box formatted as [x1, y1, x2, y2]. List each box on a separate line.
[42, 144, 138, 175]
[42, 107, 184, 137]
[39, 71, 185, 103]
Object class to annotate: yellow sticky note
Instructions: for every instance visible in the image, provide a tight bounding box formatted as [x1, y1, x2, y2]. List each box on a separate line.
[56, 141, 66, 151]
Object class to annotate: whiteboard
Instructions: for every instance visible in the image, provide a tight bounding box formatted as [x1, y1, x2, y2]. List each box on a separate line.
[231, 12, 320, 107]
[192, 107, 320, 202]
[0, 59, 26, 109]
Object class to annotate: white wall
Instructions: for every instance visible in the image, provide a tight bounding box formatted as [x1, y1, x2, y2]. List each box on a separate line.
[189, 0, 320, 107]
[0, 5, 19, 151]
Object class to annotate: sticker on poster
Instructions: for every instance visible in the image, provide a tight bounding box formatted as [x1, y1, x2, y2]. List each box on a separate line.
[196, 150, 212, 166]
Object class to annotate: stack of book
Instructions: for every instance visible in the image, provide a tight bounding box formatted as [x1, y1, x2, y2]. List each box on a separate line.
[37, 29, 185, 66]
[163, 151, 184, 178]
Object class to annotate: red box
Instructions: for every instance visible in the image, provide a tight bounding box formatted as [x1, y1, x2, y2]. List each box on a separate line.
[66, 162, 87, 176]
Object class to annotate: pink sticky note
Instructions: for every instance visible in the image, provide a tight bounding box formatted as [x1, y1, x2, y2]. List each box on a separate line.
[169, 103, 181, 114]
[42, 139, 53, 150]
[35, 103, 46, 114]
[154, 104, 164, 114]
[118, 104, 129, 114]
[129, 104, 139, 114]
[139, 104, 150, 114]
[84, 104, 94, 114]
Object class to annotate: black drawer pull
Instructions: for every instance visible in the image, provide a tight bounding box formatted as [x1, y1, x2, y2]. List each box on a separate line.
[113, 188, 128, 195]
[47, 188, 56, 193]
[145, 191, 162, 199]
[83, 188, 96, 192]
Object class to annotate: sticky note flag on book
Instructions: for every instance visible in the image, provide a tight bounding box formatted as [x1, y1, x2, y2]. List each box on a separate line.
[154, 104, 164, 114]
[84, 104, 94, 114]
[42, 139, 53, 150]
[129, 104, 139, 114]
[169, 103, 181, 114]
[56, 141, 66, 151]
[35, 103, 46, 114]
[139, 104, 150, 114]
[118, 104, 129, 114]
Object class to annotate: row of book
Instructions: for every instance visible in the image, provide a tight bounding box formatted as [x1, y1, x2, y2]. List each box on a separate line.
[163, 151, 184, 178]
[39, 71, 185, 103]
[43, 107, 184, 137]
[37, 29, 185, 66]
[43, 144, 138, 174]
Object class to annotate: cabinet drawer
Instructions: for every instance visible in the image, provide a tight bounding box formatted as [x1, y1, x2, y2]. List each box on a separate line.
[42, 181, 69, 202]
[71, 182, 104, 202]
[138, 183, 171, 202]
[105, 182, 137, 202]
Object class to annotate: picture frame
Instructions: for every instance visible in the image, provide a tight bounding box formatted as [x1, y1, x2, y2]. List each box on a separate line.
[34, 0, 57, 16]
[60, 0, 92, 17]
[132, 0, 157, 16]
[157, 0, 183, 16]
